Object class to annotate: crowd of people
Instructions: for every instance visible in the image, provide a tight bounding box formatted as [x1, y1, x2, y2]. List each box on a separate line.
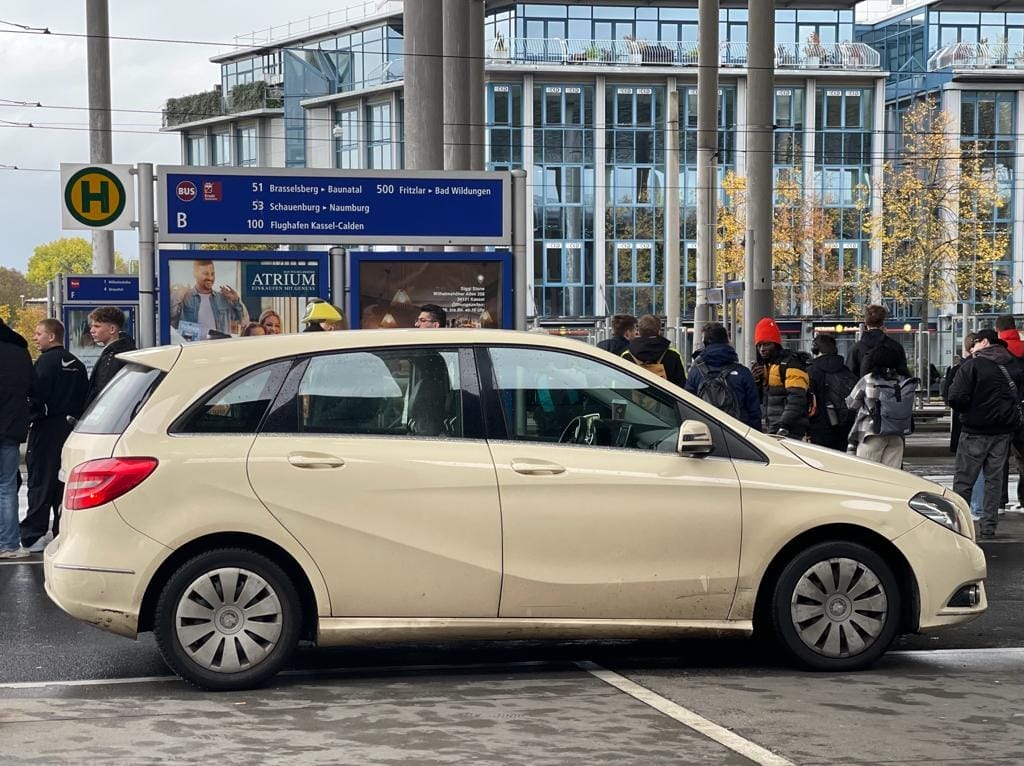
[603, 305, 1023, 539]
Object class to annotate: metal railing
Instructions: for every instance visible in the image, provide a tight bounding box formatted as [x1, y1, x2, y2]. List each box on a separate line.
[490, 38, 880, 70]
[232, 1, 403, 49]
[928, 41, 1024, 71]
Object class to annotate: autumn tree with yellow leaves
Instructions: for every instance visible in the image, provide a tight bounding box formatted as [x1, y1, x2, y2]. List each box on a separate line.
[717, 168, 845, 316]
[859, 99, 1009, 322]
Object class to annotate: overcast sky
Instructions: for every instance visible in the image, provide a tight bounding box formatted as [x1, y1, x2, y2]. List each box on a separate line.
[0, 1, 343, 272]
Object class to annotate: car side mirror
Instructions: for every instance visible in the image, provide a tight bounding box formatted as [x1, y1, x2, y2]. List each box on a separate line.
[677, 420, 714, 457]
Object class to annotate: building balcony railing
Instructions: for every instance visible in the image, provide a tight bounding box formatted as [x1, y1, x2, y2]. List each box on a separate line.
[928, 42, 1024, 71]
[488, 38, 880, 70]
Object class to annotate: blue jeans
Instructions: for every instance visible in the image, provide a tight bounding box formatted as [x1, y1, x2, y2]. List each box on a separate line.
[0, 438, 21, 550]
[971, 471, 984, 517]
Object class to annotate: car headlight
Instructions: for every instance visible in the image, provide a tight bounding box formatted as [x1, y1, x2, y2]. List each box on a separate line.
[909, 492, 963, 535]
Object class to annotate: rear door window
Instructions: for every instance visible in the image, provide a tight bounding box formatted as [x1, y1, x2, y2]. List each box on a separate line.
[174, 362, 291, 434]
[75, 364, 163, 435]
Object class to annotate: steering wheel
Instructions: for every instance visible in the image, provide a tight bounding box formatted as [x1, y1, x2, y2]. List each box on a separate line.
[558, 414, 598, 445]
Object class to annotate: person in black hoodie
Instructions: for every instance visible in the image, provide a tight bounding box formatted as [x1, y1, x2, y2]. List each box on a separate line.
[622, 314, 686, 387]
[21, 319, 88, 551]
[807, 333, 858, 451]
[597, 314, 637, 357]
[847, 304, 910, 377]
[0, 317, 33, 558]
[947, 328, 1024, 539]
[85, 306, 136, 405]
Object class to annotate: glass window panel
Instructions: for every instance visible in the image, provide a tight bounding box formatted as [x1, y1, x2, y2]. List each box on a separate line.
[844, 94, 861, 128]
[546, 90, 562, 123]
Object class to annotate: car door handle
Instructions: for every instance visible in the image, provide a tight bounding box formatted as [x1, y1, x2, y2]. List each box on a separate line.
[511, 459, 566, 475]
[287, 453, 345, 469]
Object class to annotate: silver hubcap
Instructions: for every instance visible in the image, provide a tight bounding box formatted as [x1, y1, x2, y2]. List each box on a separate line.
[175, 567, 283, 674]
[790, 557, 888, 659]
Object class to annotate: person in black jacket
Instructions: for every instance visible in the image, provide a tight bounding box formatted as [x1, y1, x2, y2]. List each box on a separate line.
[947, 328, 1024, 539]
[0, 317, 33, 558]
[20, 319, 88, 551]
[807, 333, 857, 451]
[597, 314, 637, 357]
[942, 334, 984, 519]
[847, 304, 910, 377]
[622, 314, 686, 387]
[85, 306, 136, 405]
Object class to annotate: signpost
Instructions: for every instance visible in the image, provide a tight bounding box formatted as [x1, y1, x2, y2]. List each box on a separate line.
[60, 163, 136, 230]
[157, 167, 511, 246]
[62, 273, 140, 376]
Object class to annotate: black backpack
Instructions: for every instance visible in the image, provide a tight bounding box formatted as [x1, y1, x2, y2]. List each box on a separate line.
[821, 366, 858, 426]
[694, 358, 742, 419]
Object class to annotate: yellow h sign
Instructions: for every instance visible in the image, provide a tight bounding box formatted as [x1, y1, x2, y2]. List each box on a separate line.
[62, 165, 131, 229]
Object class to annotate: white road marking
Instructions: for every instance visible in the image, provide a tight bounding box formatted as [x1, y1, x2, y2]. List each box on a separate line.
[576, 660, 796, 766]
[0, 675, 177, 690]
[0, 560, 42, 566]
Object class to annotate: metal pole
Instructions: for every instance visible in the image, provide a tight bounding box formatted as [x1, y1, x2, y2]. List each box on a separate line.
[46, 281, 55, 319]
[694, 0, 719, 328]
[512, 170, 528, 330]
[329, 246, 346, 313]
[664, 85, 681, 330]
[443, 0, 471, 172]
[404, 0, 443, 169]
[743, 0, 776, 364]
[86, 0, 114, 274]
[136, 163, 156, 349]
[55, 272, 64, 325]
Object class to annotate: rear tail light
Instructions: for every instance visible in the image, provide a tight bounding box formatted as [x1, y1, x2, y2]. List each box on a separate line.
[65, 457, 159, 510]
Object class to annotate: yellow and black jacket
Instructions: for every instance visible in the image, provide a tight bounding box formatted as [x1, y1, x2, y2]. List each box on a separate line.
[759, 350, 811, 436]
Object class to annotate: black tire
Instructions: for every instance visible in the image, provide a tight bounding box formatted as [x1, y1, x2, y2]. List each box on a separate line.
[154, 547, 301, 691]
[770, 541, 901, 671]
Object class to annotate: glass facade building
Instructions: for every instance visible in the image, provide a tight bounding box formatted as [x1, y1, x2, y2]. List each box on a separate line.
[182, 2, 1016, 324]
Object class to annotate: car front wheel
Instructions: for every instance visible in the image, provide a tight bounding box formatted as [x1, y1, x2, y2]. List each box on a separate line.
[154, 548, 301, 691]
[771, 541, 901, 671]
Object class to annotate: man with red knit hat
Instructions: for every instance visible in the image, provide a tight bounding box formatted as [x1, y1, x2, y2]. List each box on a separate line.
[751, 317, 810, 437]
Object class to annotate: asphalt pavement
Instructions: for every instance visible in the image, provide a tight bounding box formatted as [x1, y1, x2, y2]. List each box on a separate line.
[3, 459, 1024, 764]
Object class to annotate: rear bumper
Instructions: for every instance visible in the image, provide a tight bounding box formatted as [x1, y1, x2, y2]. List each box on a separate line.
[893, 519, 987, 632]
[43, 505, 171, 639]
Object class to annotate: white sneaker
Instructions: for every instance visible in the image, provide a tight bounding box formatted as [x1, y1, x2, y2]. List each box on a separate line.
[0, 547, 30, 559]
[27, 535, 50, 553]
[1004, 504, 1024, 514]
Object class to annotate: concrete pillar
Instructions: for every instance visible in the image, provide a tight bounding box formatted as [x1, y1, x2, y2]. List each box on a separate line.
[522, 75, 536, 316]
[444, 0, 471, 171]
[86, 0, 114, 273]
[694, 0, 719, 327]
[1014, 88, 1024, 311]
[743, 0, 775, 364]
[735, 77, 747, 178]
[594, 75, 608, 317]
[469, 0, 486, 172]
[870, 77, 886, 305]
[404, 0, 443, 169]
[665, 79, 681, 328]
[802, 77, 816, 316]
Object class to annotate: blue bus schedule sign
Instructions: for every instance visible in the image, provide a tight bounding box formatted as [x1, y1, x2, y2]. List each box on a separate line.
[157, 167, 511, 246]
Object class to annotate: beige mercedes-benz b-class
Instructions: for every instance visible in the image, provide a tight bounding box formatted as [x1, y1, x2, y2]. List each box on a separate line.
[45, 329, 985, 690]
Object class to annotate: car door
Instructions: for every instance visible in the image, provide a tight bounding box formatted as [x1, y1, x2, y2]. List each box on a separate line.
[247, 346, 502, 617]
[480, 345, 742, 621]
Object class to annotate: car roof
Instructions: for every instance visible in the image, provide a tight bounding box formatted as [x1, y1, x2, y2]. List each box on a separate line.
[119, 329, 605, 370]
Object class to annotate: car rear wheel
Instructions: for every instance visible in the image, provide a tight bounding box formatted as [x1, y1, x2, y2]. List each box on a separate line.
[771, 541, 901, 671]
[154, 548, 300, 691]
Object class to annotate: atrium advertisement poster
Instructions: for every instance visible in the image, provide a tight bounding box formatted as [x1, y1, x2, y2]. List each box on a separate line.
[348, 251, 513, 329]
[158, 250, 330, 343]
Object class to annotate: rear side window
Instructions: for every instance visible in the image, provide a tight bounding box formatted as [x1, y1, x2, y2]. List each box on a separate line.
[75, 365, 163, 435]
[175, 362, 290, 434]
